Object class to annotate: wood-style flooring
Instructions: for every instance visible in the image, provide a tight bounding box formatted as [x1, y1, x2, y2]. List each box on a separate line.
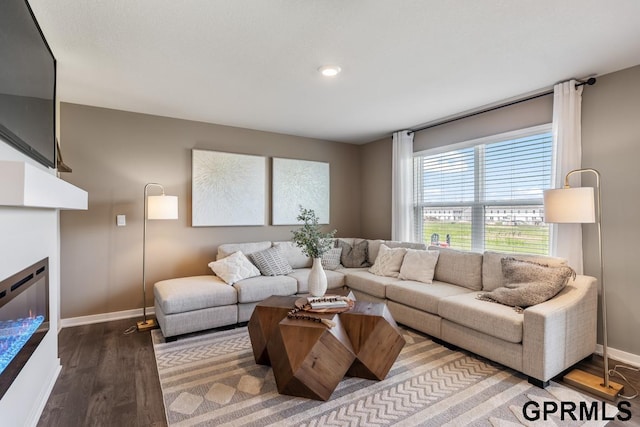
[37, 318, 639, 426]
[37, 319, 166, 427]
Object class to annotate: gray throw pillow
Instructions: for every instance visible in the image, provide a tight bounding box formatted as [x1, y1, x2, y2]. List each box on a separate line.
[336, 239, 370, 268]
[248, 246, 293, 276]
[477, 257, 575, 312]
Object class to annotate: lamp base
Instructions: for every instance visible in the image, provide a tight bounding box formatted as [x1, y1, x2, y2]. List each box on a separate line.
[137, 318, 158, 332]
[564, 369, 624, 401]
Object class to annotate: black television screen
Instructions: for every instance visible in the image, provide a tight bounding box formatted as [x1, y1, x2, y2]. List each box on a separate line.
[0, 0, 56, 168]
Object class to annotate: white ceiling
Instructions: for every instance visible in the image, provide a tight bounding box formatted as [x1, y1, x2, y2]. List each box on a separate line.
[28, 0, 640, 144]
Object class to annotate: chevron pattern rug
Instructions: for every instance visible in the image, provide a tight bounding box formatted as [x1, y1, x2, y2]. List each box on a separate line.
[152, 326, 614, 426]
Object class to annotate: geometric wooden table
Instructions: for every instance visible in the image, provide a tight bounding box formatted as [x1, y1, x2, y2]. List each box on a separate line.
[341, 301, 405, 380]
[267, 312, 355, 400]
[247, 295, 299, 366]
[248, 293, 405, 400]
[248, 289, 354, 366]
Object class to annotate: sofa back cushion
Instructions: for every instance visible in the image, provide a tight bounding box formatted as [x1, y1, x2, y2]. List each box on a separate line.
[272, 241, 312, 268]
[217, 241, 272, 260]
[482, 251, 568, 291]
[367, 239, 384, 264]
[429, 246, 483, 291]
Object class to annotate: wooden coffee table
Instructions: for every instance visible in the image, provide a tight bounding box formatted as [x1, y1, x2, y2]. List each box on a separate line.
[248, 292, 405, 400]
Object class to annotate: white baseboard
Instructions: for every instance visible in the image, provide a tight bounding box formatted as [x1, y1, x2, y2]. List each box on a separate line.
[60, 306, 155, 329]
[59, 308, 640, 369]
[595, 344, 640, 368]
[27, 361, 61, 427]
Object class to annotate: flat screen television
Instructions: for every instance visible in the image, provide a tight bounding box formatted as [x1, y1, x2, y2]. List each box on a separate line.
[0, 0, 56, 168]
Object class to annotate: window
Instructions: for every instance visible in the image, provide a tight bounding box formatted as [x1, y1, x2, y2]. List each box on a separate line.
[413, 125, 552, 255]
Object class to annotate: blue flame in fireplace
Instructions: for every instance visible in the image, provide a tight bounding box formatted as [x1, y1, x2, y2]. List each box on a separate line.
[0, 315, 45, 375]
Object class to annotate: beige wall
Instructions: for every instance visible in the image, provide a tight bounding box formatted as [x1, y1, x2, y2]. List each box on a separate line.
[413, 94, 553, 152]
[359, 136, 392, 239]
[59, 103, 361, 319]
[359, 66, 640, 357]
[581, 65, 640, 357]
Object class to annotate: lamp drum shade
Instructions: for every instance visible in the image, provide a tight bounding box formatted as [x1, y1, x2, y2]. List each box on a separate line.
[147, 195, 178, 220]
[543, 187, 595, 224]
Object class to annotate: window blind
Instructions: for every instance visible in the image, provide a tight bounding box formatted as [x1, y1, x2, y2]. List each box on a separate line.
[414, 126, 552, 254]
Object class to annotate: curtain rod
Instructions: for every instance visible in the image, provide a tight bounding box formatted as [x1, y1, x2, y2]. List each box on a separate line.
[408, 77, 596, 135]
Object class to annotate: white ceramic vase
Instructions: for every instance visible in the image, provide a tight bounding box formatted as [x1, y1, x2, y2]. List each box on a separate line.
[308, 257, 328, 297]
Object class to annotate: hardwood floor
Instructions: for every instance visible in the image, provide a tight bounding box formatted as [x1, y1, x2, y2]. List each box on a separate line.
[37, 319, 639, 426]
[37, 319, 166, 427]
[565, 356, 640, 427]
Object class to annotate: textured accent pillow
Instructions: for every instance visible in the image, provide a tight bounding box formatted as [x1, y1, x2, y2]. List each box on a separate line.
[398, 249, 440, 283]
[248, 246, 293, 276]
[336, 239, 370, 268]
[321, 247, 342, 270]
[477, 258, 576, 311]
[368, 244, 407, 277]
[482, 251, 568, 291]
[208, 251, 261, 285]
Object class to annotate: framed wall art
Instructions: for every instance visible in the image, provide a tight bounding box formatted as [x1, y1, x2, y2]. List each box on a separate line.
[192, 149, 266, 226]
[272, 157, 330, 225]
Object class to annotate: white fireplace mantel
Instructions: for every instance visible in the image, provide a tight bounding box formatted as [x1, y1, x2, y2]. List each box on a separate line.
[0, 161, 87, 210]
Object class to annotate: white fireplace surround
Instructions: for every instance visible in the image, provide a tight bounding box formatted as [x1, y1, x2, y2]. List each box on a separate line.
[0, 157, 86, 426]
[0, 161, 87, 210]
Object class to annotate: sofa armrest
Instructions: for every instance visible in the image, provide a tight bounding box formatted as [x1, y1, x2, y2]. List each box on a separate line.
[522, 274, 597, 382]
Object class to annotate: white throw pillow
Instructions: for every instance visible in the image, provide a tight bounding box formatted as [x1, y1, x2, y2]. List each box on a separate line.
[208, 251, 261, 285]
[368, 244, 407, 277]
[321, 247, 343, 270]
[398, 249, 440, 284]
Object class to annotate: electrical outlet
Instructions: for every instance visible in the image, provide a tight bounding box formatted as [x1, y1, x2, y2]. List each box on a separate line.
[116, 215, 126, 226]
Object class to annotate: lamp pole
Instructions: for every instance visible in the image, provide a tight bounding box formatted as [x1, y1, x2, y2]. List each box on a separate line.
[564, 169, 608, 388]
[138, 183, 178, 331]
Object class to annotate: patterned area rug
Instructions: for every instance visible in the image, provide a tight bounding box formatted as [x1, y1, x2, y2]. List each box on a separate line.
[152, 326, 615, 426]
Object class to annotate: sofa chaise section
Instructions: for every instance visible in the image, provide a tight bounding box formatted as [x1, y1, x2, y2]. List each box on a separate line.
[154, 275, 238, 337]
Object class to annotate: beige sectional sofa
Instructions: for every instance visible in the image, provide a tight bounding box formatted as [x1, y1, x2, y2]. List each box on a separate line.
[153, 238, 597, 387]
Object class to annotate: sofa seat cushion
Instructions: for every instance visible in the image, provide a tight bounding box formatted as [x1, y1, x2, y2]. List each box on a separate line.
[344, 270, 401, 299]
[232, 275, 297, 303]
[386, 280, 472, 315]
[287, 269, 345, 293]
[336, 267, 369, 274]
[438, 292, 523, 343]
[154, 275, 237, 315]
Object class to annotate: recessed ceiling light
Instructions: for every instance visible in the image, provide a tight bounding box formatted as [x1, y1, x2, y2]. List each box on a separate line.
[318, 65, 341, 77]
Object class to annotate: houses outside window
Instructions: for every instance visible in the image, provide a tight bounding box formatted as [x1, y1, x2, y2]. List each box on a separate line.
[413, 124, 552, 254]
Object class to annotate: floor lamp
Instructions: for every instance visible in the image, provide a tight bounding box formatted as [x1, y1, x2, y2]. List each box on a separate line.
[137, 183, 179, 332]
[543, 168, 623, 400]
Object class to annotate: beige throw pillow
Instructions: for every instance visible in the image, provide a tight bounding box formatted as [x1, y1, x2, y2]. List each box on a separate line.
[368, 244, 407, 278]
[398, 249, 440, 284]
[208, 251, 261, 285]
